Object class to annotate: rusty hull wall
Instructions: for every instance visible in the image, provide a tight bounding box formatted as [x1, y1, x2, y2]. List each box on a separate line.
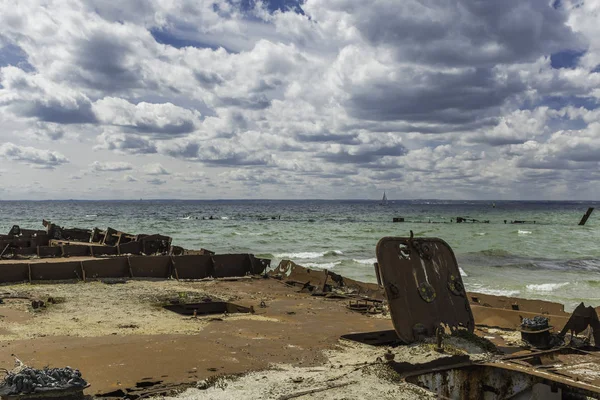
[212, 254, 250, 278]
[0, 264, 29, 283]
[30, 262, 80, 281]
[83, 258, 129, 279]
[172, 255, 214, 279]
[129, 256, 171, 278]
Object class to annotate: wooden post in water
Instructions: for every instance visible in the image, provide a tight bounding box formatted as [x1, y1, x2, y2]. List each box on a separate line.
[579, 207, 594, 226]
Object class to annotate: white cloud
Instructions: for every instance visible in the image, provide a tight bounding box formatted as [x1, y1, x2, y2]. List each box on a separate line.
[0, 142, 69, 169]
[90, 161, 134, 172]
[144, 163, 170, 175]
[0, 0, 598, 199]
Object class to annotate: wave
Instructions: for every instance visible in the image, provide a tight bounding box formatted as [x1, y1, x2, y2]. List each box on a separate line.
[526, 282, 569, 292]
[468, 285, 520, 297]
[274, 250, 343, 259]
[518, 230, 532, 235]
[352, 258, 377, 265]
[459, 267, 468, 277]
[302, 261, 342, 270]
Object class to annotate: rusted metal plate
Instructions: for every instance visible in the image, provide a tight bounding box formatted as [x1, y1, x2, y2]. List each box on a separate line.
[172, 255, 213, 279]
[212, 254, 250, 278]
[117, 241, 142, 255]
[468, 292, 568, 316]
[471, 305, 570, 331]
[83, 258, 129, 279]
[37, 246, 62, 258]
[0, 263, 29, 283]
[128, 256, 171, 278]
[93, 246, 119, 256]
[249, 256, 270, 275]
[62, 245, 91, 257]
[375, 236, 474, 343]
[30, 262, 80, 281]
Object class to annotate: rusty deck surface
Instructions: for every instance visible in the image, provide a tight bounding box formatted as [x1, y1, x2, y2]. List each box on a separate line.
[0, 278, 393, 396]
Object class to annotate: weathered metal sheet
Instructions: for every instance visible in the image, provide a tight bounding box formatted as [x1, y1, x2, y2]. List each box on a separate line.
[128, 256, 171, 278]
[62, 245, 91, 257]
[83, 258, 129, 279]
[37, 246, 62, 258]
[117, 241, 142, 255]
[0, 263, 29, 283]
[171, 255, 213, 279]
[93, 246, 119, 256]
[30, 262, 80, 281]
[212, 254, 250, 278]
[249, 256, 270, 275]
[375, 236, 474, 343]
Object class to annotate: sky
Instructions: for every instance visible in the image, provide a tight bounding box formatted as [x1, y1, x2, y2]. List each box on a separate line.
[0, 0, 599, 200]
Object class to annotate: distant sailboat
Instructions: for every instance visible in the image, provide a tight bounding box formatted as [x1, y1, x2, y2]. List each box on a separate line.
[380, 191, 388, 205]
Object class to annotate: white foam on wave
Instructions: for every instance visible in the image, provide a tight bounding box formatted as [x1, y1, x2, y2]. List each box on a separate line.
[470, 286, 520, 297]
[459, 267, 468, 277]
[221, 216, 229, 220]
[476, 232, 487, 236]
[85, 214, 97, 218]
[275, 252, 325, 259]
[352, 258, 377, 265]
[526, 282, 569, 292]
[518, 230, 532, 234]
[275, 250, 343, 259]
[303, 261, 342, 269]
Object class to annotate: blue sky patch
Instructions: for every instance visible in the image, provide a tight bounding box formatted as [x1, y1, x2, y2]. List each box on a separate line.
[150, 28, 221, 50]
[542, 95, 599, 110]
[224, 0, 304, 14]
[0, 44, 35, 72]
[550, 49, 585, 69]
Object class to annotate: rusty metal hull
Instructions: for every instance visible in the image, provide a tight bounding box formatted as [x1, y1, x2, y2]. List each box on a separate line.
[0, 254, 270, 284]
[375, 236, 474, 343]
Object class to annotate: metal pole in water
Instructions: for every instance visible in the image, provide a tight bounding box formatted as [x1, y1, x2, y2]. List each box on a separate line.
[579, 207, 594, 226]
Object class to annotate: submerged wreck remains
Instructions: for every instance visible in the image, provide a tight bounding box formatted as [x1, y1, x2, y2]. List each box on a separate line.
[0, 220, 270, 283]
[0, 222, 599, 399]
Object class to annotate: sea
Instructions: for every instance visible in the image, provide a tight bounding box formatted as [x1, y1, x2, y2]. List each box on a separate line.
[1, 200, 599, 311]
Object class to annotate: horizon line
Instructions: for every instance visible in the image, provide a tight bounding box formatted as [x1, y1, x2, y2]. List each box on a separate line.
[0, 198, 598, 202]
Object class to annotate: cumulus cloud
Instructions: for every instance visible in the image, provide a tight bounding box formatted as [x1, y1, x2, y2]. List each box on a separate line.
[0, 0, 598, 199]
[90, 161, 134, 172]
[93, 97, 201, 137]
[144, 163, 170, 175]
[0, 142, 69, 169]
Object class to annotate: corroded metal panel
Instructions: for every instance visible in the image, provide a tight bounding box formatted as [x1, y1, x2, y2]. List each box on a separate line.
[30, 261, 80, 281]
[128, 255, 171, 278]
[0, 263, 29, 283]
[83, 258, 129, 279]
[212, 254, 250, 278]
[375, 236, 474, 343]
[172, 255, 213, 279]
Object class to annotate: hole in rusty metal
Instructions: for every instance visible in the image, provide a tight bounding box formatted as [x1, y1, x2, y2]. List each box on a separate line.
[398, 244, 411, 260]
[163, 302, 251, 316]
[340, 330, 403, 346]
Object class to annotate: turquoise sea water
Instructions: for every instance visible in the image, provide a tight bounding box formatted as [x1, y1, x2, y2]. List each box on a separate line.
[1, 200, 599, 311]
